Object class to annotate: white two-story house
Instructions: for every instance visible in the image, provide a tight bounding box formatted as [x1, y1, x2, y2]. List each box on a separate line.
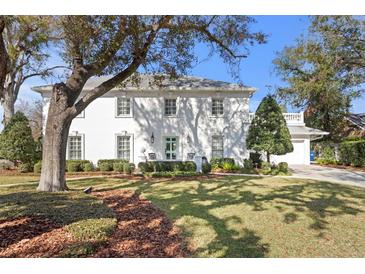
[33, 74, 327, 167]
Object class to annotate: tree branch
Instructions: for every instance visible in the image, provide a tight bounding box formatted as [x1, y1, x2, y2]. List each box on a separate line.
[21, 65, 70, 82]
[0, 16, 8, 99]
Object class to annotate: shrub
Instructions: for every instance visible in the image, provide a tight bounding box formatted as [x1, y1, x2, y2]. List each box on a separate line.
[83, 162, 94, 172]
[149, 171, 198, 178]
[243, 159, 254, 170]
[210, 158, 235, 170]
[97, 159, 128, 168]
[222, 161, 235, 172]
[0, 160, 12, 170]
[339, 140, 365, 167]
[249, 152, 262, 168]
[34, 161, 42, 173]
[138, 162, 153, 173]
[202, 163, 211, 174]
[67, 162, 80, 172]
[138, 161, 196, 173]
[123, 162, 132, 174]
[182, 161, 197, 172]
[278, 162, 289, 173]
[113, 162, 124, 172]
[18, 162, 33, 173]
[260, 161, 271, 175]
[99, 162, 113, 172]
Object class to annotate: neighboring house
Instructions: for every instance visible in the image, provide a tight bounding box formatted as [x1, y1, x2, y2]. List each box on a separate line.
[32, 74, 327, 167]
[344, 113, 365, 138]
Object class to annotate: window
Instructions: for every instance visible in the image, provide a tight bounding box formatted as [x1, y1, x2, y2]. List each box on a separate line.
[68, 136, 82, 160]
[165, 137, 178, 160]
[212, 98, 224, 116]
[164, 99, 177, 116]
[116, 97, 132, 116]
[117, 136, 131, 161]
[212, 135, 224, 158]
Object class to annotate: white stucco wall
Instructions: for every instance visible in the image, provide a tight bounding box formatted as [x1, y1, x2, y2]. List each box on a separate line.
[42, 89, 251, 166]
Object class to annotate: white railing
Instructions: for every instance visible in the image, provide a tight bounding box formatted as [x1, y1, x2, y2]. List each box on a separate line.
[248, 112, 304, 125]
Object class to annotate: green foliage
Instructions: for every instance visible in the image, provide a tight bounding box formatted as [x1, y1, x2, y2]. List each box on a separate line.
[99, 162, 113, 172]
[260, 161, 272, 175]
[202, 163, 212, 174]
[147, 171, 198, 178]
[339, 140, 365, 167]
[33, 161, 42, 173]
[0, 112, 38, 165]
[137, 161, 196, 173]
[274, 16, 365, 141]
[0, 161, 12, 170]
[18, 162, 33, 173]
[83, 162, 94, 172]
[66, 160, 92, 172]
[123, 162, 133, 174]
[113, 162, 124, 172]
[243, 159, 254, 170]
[246, 95, 293, 162]
[249, 152, 262, 168]
[97, 159, 128, 169]
[210, 158, 235, 170]
[277, 162, 289, 173]
[67, 162, 80, 173]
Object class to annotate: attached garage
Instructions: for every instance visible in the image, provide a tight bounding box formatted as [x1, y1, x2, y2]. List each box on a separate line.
[271, 126, 328, 165]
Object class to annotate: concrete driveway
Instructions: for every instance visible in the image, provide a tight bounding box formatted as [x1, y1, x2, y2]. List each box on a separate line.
[290, 164, 365, 188]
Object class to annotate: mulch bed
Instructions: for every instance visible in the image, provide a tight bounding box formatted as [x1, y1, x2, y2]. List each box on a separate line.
[0, 190, 190, 258]
[91, 190, 190, 257]
[0, 216, 74, 258]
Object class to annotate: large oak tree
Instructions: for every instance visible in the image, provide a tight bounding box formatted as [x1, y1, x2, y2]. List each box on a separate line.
[274, 16, 365, 141]
[34, 16, 266, 192]
[0, 16, 63, 125]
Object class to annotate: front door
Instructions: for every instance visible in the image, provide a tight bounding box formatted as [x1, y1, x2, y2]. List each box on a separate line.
[165, 137, 178, 160]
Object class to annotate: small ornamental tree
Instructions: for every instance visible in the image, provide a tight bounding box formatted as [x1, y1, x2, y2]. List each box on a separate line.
[246, 95, 293, 163]
[0, 111, 38, 165]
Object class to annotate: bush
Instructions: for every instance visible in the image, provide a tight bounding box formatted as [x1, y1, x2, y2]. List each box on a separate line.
[278, 162, 289, 173]
[138, 161, 196, 173]
[339, 140, 365, 167]
[0, 160, 12, 170]
[18, 162, 33, 173]
[67, 162, 80, 172]
[34, 161, 42, 173]
[148, 171, 198, 178]
[243, 159, 254, 170]
[113, 162, 124, 172]
[202, 163, 211, 174]
[260, 161, 271, 175]
[97, 159, 128, 167]
[66, 160, 92, 172]
[138, 162, 153, 173]
[83, 162, 94, 172]
[210, 158, 235, 170]
[123, 162, 132, 174]
[249, 152, 262, 168]
[99, 162, 113, 172]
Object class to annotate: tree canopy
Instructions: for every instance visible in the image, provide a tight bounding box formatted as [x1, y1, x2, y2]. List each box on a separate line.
[274, 16, 365, 141]
[246, 95, 293, 163]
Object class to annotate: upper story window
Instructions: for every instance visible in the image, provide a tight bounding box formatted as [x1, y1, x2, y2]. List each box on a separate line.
[164, 99, 177, 116]
[212, 98, 224, 116]
[116, 97, 132, 117]
[68, 136, 82, 160]
[212, 135, 224, 159]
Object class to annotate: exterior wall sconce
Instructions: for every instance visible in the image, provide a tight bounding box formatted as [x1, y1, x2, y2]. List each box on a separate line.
[150, 132, 154, 144]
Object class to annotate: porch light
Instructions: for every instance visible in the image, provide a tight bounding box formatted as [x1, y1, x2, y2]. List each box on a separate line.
[150, 132, 154, 144]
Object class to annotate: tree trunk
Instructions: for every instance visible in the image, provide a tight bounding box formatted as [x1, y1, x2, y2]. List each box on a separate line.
[2, 90, 15, 125]
[266, 152, 270, 163]
[37, 83, 72, 192]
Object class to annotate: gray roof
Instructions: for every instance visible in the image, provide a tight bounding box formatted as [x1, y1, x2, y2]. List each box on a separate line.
[288, 125, 329, 140]
[32, 74, 256, 94]
[345, 113, 365, 130]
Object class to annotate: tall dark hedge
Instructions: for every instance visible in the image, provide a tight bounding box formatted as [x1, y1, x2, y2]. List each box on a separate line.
[246, 95, 293, 162]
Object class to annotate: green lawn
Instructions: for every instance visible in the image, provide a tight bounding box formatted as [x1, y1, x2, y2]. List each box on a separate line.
[1, 175, 365, 257]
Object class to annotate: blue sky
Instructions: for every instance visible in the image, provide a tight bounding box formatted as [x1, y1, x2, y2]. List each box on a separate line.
[1, 16, 364, 129]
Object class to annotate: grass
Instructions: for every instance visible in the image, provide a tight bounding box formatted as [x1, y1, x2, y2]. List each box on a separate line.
[1, 175, 365, 257]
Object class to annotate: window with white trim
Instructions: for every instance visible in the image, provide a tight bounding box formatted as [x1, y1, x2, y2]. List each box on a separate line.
[212, 98, 224, 116]
[165, 137, 178, 160]
[117, 135, 131, 161]
[68, 136, 82, 160]
[164, 99, 177, 116]
[116, 97, 132, 116]
[212, 135, 224, 159]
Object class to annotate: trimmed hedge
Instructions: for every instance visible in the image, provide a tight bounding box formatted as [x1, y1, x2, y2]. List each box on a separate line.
[210, 158, 235, 169]
[66, 160, 93, 172]
[339, 140, 365, 167]
[97, 159, 128, 167]
[138, 161, 197, 173]
[202, 163, 212, 174]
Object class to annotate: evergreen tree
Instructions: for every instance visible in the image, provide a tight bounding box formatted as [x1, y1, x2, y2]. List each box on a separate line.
[0, 111, 38, 165]
[246, 95, 293, 162]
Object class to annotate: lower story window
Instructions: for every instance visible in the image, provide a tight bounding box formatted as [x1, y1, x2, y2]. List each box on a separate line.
[117, 136, 131, 161]
[212, 135, 224, 158]
[68, 136, 82, 160]
[165, 137, 177, 160]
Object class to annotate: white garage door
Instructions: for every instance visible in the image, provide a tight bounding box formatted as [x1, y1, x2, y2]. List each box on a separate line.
[273, 140, 306, 165]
